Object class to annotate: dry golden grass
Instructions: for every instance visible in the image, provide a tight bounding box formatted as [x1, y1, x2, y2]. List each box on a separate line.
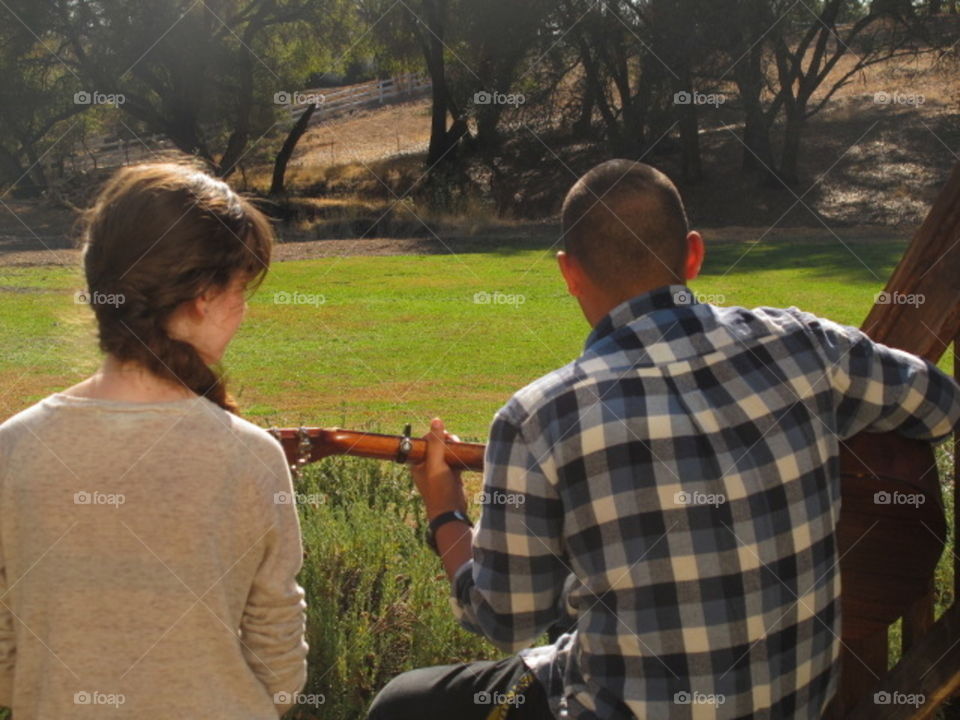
[243, 98, 433, 193]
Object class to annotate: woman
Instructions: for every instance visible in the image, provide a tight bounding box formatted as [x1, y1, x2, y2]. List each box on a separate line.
[0, 164, 308, 719]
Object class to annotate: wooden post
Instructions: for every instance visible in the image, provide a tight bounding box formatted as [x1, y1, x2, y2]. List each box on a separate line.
[845, 603, 960, 720]
[839, 630, 889, 715]
[837, 161, 960, 716]
[862, 162, 960, 362]
[902, 581, 936, 653]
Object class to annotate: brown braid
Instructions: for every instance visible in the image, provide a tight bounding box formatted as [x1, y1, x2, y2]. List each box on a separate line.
[79, 163, 274, 414]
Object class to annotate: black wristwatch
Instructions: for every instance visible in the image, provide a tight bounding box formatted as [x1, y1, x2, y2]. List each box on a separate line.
[426, 510, 473, 555]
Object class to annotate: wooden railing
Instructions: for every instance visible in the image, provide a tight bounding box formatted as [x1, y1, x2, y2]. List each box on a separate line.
[841, 338, 960, 720]
[832, 162, 960, 719]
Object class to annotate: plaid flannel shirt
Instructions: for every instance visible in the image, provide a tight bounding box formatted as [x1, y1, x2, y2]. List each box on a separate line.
[451, 285, 960, 720]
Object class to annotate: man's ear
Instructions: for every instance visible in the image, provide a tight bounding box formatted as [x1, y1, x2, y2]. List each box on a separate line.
[557, 251, 583, 298]
[684, 231, 705, 282]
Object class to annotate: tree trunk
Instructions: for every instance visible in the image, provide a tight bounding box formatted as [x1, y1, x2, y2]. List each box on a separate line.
[578, 36, 617, 140]
[474, 57, 504, 155]
[218, 43, 255, 179]
[427, 68, 451, 165]
[613, 52, 643, 156]
[736, 51, 777, 179]
[150, 104, 216, 169]
[677, 94, 702, 183]
[573, 66, 598, 138]
[270, 103, 318, 196]
[655, 0, 701, 182]
[21, 141, 48, 194]
[779, 104, 804, 186]
[0, 146, 28, 189]
[670, 33, 701, 182]
[422, 0, 454, 166]
[724, 0, 781, 183]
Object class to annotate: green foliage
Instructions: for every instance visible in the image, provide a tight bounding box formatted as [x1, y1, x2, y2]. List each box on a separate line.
[0, 0, 941, 191]
[289, 458, 498, 719]
[0, 2, 84, 191]
[934, 442, 956, 620]
[0, 0, 353, 185]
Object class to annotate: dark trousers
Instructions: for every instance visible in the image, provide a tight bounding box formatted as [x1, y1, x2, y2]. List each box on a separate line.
[367, 656, 554, 720]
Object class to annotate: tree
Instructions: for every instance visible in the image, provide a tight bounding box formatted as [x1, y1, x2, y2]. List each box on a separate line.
[711, 0, 921, 185]
[51, 0, 340, 177]
[355, 0, 466, 166]
[0, 2, 85, 193]
[270, 101, 317, 195]
[459, 0, 552, 153]
[711, 0, 781, 179]
[649, 0, 717, 182]
[771, 0, 920, 183]
[557, 0, 652, 156]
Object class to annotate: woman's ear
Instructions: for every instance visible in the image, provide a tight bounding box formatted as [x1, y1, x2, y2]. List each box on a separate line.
[166, 295, 207, 343]
[188, 293, 210, 320]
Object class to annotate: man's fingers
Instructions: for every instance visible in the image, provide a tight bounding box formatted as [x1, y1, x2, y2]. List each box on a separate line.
[425, 417, 447, 471]
[411, 418, 468, 518]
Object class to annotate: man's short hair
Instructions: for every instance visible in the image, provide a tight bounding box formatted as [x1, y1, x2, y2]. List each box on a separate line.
[562, 161, 690, 292]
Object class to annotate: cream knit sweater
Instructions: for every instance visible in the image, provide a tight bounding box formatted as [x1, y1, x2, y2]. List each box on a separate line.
[0, 393, 308, 719]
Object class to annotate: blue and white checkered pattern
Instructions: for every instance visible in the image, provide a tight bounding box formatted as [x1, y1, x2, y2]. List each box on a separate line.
[452, 285, 960, 720]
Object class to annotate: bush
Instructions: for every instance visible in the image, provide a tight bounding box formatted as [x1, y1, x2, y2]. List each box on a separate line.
[934, 442, 956, 620]
[287, 457, 498, 720]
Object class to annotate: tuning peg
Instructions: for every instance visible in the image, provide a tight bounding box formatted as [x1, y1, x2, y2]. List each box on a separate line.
[397, 424, 414, 464]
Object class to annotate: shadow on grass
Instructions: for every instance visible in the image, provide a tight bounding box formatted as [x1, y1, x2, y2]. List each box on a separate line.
[701, 238, 910, 285]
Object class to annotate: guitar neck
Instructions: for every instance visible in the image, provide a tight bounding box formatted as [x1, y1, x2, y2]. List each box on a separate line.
[269, 427, 486, 473]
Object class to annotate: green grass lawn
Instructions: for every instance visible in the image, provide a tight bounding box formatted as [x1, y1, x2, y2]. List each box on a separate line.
[0, 237, 949, 436]
[0, 237, 957, 718]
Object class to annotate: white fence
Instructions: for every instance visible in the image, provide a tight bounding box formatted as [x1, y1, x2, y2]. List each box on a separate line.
[285, 72, 432, 127]
[61, 74, 432, 174]
[96, 134, 172, 159]
[65, 133, 180, 174]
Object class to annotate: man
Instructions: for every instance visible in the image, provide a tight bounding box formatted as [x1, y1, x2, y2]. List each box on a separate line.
[368, 160, 960, 719]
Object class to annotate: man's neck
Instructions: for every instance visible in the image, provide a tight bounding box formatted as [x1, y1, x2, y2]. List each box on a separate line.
[584, 283, 678, 329]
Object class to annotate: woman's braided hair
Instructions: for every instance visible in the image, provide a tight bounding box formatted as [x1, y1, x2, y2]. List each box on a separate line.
[79, 163, 274, 414]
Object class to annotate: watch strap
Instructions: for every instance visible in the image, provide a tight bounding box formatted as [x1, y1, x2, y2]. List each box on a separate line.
[427, 510, 473, 554]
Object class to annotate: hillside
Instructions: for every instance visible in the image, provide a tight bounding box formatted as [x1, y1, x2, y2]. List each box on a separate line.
[1, 44, 959, 267]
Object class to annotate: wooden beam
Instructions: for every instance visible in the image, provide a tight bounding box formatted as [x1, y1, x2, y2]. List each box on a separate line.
[862, 162, 960, 363]
[839, 629, 889, 715]
[845, 603, 960, 720]
[902, 582, 936, 653]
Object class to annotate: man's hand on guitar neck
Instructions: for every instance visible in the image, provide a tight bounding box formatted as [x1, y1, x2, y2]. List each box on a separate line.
[411, 418, 474, 582]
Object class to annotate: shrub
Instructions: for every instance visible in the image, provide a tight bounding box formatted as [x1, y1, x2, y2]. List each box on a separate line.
[286, 457, 498, 720]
